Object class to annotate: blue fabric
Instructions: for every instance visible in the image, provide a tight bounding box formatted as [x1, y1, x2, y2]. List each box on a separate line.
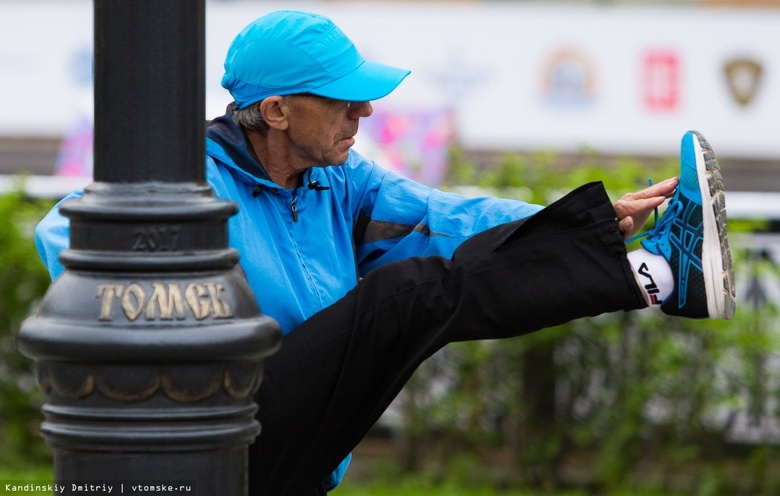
[33, 109, 543, 491]
[222, 10, 410, 107]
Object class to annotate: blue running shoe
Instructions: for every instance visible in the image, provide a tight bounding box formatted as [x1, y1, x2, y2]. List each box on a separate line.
[640, 131, 735, 319]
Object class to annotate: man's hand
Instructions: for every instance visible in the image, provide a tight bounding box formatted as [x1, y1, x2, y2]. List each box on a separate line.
[613, 177, 678, 240]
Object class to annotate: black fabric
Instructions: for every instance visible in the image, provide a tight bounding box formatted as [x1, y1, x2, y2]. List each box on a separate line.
[248, 181, 647, 495]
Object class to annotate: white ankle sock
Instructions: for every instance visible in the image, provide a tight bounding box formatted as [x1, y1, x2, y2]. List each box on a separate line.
[627, 249, 674, 307]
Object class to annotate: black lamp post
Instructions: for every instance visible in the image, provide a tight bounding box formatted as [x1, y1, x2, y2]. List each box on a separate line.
[17, 1, 281, 494]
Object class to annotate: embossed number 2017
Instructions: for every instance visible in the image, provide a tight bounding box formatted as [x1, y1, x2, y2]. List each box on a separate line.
[132, 226, 181, 252]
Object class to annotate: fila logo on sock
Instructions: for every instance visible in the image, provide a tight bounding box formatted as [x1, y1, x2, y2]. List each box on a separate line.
[638, 262, 663, 305]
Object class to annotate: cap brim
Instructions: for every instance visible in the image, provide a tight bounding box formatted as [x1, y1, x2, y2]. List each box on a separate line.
[309, 60, 410, 102]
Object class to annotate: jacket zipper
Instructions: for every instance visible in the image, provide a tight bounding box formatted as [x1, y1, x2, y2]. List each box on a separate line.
[291, 197, 299, 222]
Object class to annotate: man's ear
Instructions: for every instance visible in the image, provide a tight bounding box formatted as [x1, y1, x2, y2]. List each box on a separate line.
[260, 96, 289, 130]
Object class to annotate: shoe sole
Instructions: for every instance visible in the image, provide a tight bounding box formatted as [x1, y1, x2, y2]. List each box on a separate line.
[691, 131, 736, 319]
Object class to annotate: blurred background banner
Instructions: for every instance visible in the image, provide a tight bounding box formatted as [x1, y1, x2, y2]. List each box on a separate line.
[52, 116, 93, 177]
[1, 0, 779, 167]
[355, 107, 456, 187]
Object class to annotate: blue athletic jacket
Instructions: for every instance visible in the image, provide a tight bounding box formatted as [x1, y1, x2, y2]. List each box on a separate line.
[34, 108, 543, 491]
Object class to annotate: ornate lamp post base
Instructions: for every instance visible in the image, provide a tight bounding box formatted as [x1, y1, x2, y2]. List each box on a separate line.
[18, 1, 281, 493]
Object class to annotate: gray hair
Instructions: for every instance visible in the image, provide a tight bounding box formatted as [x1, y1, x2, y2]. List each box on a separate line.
[232, 96, 295, 132]
[231, 102, 269, 132]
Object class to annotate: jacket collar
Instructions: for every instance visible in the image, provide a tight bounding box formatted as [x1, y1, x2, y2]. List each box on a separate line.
[207, 103, 335, 194]
[206, 103, 272, 182]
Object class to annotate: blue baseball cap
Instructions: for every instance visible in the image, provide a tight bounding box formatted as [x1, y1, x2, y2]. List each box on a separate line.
[222, 10, 411, 109]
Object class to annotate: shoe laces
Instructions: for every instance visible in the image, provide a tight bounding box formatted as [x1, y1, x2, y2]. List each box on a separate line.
[625, 179, 681, 244]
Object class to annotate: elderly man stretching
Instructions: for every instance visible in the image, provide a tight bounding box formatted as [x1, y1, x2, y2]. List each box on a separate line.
[35, 9, 735, 495]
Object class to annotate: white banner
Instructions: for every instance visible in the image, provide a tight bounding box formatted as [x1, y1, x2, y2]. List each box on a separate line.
[1, 1, 778, 159]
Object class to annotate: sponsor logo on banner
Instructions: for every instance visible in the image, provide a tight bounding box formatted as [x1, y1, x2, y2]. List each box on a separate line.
[425, 51, 492, 101]
[724, 58, 763, 107]
[541, 47, 597, 107]
[643, 50, 680, 111]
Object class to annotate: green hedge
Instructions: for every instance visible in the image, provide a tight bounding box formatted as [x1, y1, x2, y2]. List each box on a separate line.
[0, 184, 54, 470]
[379, 150, 780, 495]
[1, 153, 778, 495]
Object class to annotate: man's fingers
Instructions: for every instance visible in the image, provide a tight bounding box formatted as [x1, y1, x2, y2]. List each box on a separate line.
[614, 195, 666, 219]
[624, 177, 678, 201]
[618, 217, 634, 240]
[615, 177, 678, 239]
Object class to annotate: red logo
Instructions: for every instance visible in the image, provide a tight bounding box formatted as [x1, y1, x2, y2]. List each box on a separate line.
[643, 51, 680, 111]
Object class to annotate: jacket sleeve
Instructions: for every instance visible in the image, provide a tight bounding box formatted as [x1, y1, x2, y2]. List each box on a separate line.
[345, 152, 545, 277]
[34, 190, 84, 280]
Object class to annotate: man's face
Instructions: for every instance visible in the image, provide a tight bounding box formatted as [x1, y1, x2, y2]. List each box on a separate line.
[284, 94, 373, 168]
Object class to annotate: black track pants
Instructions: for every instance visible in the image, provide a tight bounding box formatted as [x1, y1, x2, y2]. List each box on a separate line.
[248, 182, 647, 495]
